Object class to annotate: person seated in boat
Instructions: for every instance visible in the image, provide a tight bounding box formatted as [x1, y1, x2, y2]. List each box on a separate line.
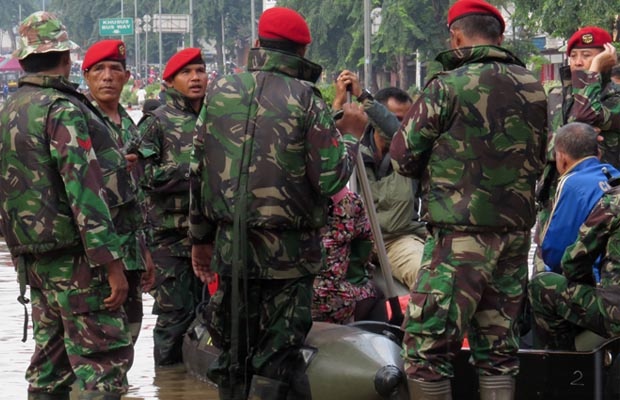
[312, 186, 387, 324]
[529, 122, 620, 350]
[333, 72, 426, 290]
[539, 122, 619, 282]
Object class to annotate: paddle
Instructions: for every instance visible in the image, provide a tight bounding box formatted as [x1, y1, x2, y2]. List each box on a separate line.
[346, 85, 405, 326]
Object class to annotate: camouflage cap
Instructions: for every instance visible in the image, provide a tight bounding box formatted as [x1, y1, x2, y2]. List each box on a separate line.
[13, 11, 79, 60]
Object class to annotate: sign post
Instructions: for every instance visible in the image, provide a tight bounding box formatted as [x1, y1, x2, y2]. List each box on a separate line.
[99, 18, 134, 36]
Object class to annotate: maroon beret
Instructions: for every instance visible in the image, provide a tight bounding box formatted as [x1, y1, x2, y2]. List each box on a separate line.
[82, 39, 126, 71]
[566, 26, 612, 56]
[162, 48, 204, 81]
[258, 7, 311, 45]
[447, 0, 505, 35]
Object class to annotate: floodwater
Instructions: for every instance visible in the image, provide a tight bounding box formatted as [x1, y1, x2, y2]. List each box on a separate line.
[0, 241, 219, 400]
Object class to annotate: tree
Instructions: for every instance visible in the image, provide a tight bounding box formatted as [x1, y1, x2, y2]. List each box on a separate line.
[0, 1, 36, 53]
[511, 0, 620, 40]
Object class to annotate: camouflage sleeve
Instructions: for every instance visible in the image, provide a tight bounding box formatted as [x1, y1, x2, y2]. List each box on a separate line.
[569, 71, 620, 131]
[188, 106, 216, 244]
[137, 114, 188, 194]
[363, 99, 401, 143]
[561, 195, 616, 283]
[48, 100, 122, 266]
[390, 77, 448, 178]
[305, 94, 358, 196]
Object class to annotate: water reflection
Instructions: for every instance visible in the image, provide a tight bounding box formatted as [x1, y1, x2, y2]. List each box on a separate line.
[0, 241, 218, 400]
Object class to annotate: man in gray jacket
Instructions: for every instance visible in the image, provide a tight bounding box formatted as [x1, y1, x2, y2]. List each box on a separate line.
[333, 71, 426, 289]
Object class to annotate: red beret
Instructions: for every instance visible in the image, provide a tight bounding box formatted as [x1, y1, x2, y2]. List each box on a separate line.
[162, 48, 204, 81]
[448, 0, 505, 34]
[258, 7, 311, 45]
[566, 26, 612, 56]
[82, 39, 126, 71]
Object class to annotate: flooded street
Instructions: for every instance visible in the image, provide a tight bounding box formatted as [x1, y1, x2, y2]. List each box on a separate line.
[0, 241, 219, 400]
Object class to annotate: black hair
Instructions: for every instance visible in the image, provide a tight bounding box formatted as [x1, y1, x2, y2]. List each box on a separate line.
[449, 14, 503, 42]
[555, 122, 599, 160]
[375, 87, 412, 105]
[19, 51, 68, 73]
[258, 38, 303, 55]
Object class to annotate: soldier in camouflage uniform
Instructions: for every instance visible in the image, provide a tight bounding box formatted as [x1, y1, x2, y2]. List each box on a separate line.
[137, 47, 207, 366]
[535, 26, 620, 273]
[0, 12, 134, 400]
[82, 39, 156, 343]
[389, 1, 547, 399]
[189, 7, 367, 400]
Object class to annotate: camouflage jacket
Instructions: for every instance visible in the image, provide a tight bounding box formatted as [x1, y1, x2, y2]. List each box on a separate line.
[0, 74, 123, 266]
[390, 45, 548, 232]
[89, 98, 147, 271]
[538, 68, 620, 206]
[561, 184, 620, 328]
[189, 47, 359, 279]
[137, 87, 199, 255]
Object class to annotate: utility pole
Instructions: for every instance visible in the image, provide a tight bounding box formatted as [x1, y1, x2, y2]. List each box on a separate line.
[363, 0, 371, 89]
[250, 0, 256, 44]
[134, 0, 139, 77]
[189, 0, 194, 47]
[158, 0, 163, 77]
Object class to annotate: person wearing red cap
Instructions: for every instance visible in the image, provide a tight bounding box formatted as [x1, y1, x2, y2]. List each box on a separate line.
[136, 47, 207, 367]
[189, 6, 368, 400]
[82, 39, 156, 344]
[390, 1, 547, 399]
[535, 26, 620, 275]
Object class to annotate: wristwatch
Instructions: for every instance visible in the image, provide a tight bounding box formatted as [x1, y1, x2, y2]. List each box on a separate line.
[356, 89, 374, 103]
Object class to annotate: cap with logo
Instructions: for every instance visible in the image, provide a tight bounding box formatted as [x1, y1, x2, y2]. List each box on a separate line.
[162, 48, 205, 81]
[566, 26, 612, 56]
[82, 40, 127, 71]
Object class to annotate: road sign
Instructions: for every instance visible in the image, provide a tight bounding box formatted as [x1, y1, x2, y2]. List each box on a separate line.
[99, 18, 134, 36]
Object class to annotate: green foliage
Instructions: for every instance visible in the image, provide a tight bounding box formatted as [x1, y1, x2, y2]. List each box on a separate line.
[317, 82, 336, 107]
[511, 0, 620, 40]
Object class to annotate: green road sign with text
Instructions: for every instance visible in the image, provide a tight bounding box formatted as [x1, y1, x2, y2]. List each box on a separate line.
[99, 18, 134, 36]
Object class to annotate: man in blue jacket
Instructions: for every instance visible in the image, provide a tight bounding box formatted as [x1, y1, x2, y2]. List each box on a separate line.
[541, 122, 619, 282]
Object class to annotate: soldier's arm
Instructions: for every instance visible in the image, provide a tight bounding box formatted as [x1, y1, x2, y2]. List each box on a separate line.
[48, 100, 122, 267]
[561, 197, 614, 284]
[569, 70, 620, 131]
[305, 95, 365, 196]
[137, 115, 190, 193]
[390, 78, 446, 179]
[189, 106, 216, 245]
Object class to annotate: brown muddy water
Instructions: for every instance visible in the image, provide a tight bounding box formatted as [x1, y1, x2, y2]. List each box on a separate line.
[0, 241, 219, 400]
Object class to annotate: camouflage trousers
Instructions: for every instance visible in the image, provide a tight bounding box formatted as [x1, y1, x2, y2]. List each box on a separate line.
[150, 252, 203, 366]
[402, 229, 530, 381]
[205, 275, 314, 398]
[528, 272, 615, 350]
[24, 253, 134, 398]
[125, 270, 143, 344]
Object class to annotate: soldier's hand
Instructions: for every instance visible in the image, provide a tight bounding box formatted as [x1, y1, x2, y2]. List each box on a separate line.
[192, 243, 216, 284]
[336, 102, 368, 139]
[141, 250, 156, 292]
[125, 153, 138, 172]
[104, 259, 129, 311]
[590, 43, 617, 73]
[337, 70, 362, 98]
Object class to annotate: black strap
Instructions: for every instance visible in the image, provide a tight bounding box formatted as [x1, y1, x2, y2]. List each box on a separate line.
[16, 256, 30, 343]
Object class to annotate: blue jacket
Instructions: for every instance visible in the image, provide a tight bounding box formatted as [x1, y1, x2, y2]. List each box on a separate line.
[542, 157, 618, 276]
